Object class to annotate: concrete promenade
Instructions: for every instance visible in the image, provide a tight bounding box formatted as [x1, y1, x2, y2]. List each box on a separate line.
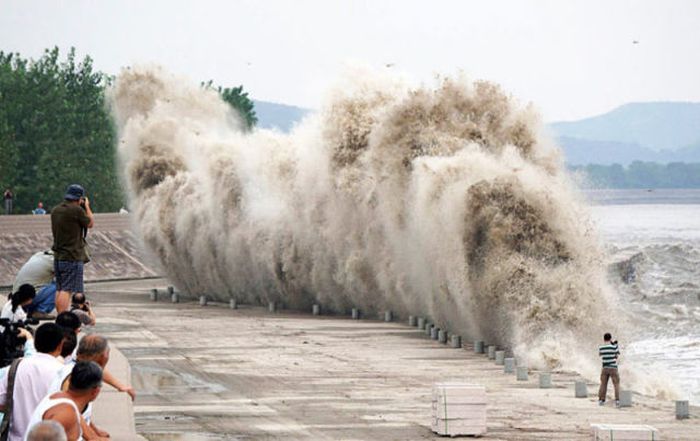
[88, 279, 699, 441]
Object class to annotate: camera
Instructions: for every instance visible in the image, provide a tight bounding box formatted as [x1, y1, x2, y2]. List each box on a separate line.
[0, 317, 38, 368]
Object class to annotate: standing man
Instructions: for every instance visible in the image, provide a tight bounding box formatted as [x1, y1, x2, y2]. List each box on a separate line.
[51, 184, 94, 313]
[598, 332, 621, 407]
[3, 189, 13, 215]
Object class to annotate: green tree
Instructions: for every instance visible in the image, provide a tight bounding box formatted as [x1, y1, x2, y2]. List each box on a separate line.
[0, 47, 123, 213]
[203, 81, 257, 130]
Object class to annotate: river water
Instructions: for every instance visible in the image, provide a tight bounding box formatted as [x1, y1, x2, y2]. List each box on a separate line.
[586, 189, 700, 404]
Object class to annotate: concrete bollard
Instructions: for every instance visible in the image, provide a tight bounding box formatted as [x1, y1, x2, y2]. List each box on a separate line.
[495, 350, 505, 365]
[451, 335, 461, 348]
[167, 286, 174, 295]
[417, 317, 425, 328]
[516, 366, 529, 381]
[619, 390, 632, 407]
[675, 400, 689, 420]
[269, 301, 276, 313]
[474, 340, 485, 354]
[171, 292, 179, 303]
[487, 345, 496, 360]
[408, 315, 417, 327]
[539, 373, 552, 389]
[504, 357, 515, 374]
[229, 299, 237, 309]
[199, 295, 207, 306]
[438, 329, 447, 344]
[351, 308, 360, 319]
[425, 323, 433, 335]
[574, 381, 588, 398]
[312, 304, 320, 315]
[149, 289, 158, 301]
[431, 327, 439, 340]
[384, 311, 393, 322]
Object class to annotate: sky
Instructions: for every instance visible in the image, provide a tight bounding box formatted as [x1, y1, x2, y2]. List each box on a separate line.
[1, 0, 699, 121]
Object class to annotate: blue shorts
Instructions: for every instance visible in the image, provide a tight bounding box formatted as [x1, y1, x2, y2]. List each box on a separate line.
[54, 260, 84, 293]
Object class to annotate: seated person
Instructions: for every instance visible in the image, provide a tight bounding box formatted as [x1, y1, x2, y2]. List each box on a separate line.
[68, 294, 96, 327]
[12, 251, 57, 319]
[0, 284, 35, 331]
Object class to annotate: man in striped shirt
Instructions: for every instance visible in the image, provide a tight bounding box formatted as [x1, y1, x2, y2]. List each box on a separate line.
[598, 332, 621, 406]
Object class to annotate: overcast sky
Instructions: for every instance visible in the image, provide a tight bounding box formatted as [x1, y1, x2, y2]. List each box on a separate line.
[1, 0, 699, 121]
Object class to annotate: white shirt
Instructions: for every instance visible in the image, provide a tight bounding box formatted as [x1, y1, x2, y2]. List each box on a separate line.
[0, 302, 27, 333]
[0, 353, 64, 441]
[12, 251, 54, 293]
[23, 395, 82, 441]
[48, 361, 94, 424]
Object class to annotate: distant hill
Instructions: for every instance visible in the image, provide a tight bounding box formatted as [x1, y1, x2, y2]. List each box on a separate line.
[253, 100, 309, 132]
[550, 102, 700, 165]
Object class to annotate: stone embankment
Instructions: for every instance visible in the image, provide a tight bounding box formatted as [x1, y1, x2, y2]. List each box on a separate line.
[0, 213, 158, 288]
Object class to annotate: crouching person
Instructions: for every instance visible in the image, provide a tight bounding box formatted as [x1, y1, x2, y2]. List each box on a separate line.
[24, 361, 105, 441]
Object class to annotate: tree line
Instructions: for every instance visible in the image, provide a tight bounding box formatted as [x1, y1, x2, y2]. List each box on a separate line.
[571, 161, 700, 188]
[0, 47, 256, 214]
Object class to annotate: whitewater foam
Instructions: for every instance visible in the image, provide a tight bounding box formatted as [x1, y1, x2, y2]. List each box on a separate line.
[109, 66, 675, 397]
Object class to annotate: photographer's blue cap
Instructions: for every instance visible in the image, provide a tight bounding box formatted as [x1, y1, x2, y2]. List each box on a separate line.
[64, 184, 85, 201]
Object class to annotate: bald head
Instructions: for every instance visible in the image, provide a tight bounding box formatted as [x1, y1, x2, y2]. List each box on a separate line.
[76, 335, 109, 366]
[27, 421, 67, 441]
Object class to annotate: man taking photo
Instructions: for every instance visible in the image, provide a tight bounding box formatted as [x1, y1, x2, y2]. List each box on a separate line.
[51, 185, 94, 313]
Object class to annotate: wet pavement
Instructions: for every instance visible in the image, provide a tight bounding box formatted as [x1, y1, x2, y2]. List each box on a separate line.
[88, 279, 700, 440]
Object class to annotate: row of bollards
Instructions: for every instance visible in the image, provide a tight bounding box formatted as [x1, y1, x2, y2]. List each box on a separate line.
[152, 289, 693, 420]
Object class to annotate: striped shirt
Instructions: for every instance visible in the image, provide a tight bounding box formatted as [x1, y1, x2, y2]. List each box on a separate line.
[599, 342, 620, 368]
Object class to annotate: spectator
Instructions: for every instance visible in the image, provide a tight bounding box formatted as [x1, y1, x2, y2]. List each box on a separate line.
[68, 294, 95, 327]
[0, 323, 65, 441]
[25, 361, 103, 441]
[3, 189, 13, 215]
[55, 312, 81, 364]
[50, 184, 94, 313]
[57, 330, 77, 365]
[12, 251, 57, 320]
[0, 284, 36, 332]
[25, 420, 66, 441]
[32, 203, 46, 215]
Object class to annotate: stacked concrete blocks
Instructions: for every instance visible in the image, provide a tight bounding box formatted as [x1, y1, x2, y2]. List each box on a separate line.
[590, 424, 658, 440]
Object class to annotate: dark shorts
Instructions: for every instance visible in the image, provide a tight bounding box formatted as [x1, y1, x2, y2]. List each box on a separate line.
[54, 260, 84, 293]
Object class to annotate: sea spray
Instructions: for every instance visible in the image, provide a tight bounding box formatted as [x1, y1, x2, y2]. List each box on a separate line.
[112, 66, 630, 380]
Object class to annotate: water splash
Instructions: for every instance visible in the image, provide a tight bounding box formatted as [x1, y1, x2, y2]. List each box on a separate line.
[111, 66, 653, 387]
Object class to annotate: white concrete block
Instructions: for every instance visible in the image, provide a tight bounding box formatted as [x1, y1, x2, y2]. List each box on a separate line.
[199, 295, 207, 306]
[590, 423, 658, 440]
[229, 298, 237, 309]
[170, 292, 179, 303]
[575, 381, 588, 398]
[417, 317, 425, 328]
[351, 308, 359, 319]
[450, 335, 461, 348]
[269, 301, 276, 313]
[539, 373, 552, 389]
[431, 383, 487, 437]
[474, 340, 484, 353]
[504, 357, 515, 374]
[312, 304, 320, 315]
[619, 390, 632, 407]
[676, 400, 689, 419]
[408, 315, 417, 326]
[516, 366, 528, 381]
[384, 311, 392, 322]
[149, 289, 158, 301]
[487, 345, 496, 359]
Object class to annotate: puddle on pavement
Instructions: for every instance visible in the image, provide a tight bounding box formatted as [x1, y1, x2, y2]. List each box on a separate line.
[133, 365, 227, 395]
